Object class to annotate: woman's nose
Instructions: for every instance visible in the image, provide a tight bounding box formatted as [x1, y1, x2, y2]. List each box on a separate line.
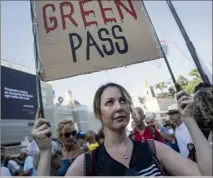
[114, 101, 122, 110]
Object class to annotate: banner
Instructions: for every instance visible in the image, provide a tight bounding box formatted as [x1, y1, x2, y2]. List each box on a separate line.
[1, 66, 38, 120]
[35, 0, 162, 81]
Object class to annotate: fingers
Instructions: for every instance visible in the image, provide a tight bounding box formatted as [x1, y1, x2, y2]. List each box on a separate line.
[178, 95, 192, 104]
[36, 124, 48, 132]
[176, 90, 190, 100]
[179, 99, 193, 109]
[37, 128, 52, 138]
[33, 118, 50, 130]
[32, 128, 52, 139]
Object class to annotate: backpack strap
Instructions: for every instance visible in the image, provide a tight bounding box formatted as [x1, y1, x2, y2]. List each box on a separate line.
[144, 139, 169, 176]
[84, 151, 94, 176]
[145, 139, 156, 155]
[147, 127, 157, 140]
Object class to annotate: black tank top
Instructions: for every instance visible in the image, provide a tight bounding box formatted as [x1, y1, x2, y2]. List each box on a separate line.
[89, 140, 164, 176]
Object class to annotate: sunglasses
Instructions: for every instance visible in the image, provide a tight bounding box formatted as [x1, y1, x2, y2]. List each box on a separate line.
[64, 130, 77, 138]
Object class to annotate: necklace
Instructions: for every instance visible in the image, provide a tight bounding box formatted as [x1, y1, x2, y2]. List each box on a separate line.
[104, 133, 130, 160]
[115, 139, 130, 159]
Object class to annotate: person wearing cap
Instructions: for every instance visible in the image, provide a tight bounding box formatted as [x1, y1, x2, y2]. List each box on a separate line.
[76, 132, 88, 152]
[131, 107, 164, 142]
[166, 104, 193, 158]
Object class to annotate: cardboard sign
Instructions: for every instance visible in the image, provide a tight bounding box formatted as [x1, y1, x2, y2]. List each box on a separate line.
[35, 0, 162, 81]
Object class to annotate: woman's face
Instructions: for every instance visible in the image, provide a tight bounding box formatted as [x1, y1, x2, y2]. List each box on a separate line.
[61, 126, 77, 146]
[100, 86, 130, 131]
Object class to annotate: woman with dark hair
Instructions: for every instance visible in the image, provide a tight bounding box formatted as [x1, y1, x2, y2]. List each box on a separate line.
[193, 83, 213, 141]
[32, 83, 207, 176]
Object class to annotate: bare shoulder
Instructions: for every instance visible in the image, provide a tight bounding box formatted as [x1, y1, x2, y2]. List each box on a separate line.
[65, 153, 84, 176]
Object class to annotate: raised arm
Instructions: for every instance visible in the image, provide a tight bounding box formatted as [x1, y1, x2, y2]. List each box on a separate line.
[31, 108, 52, 176]
[155, 140, 202, 176]
[176, 90, 212, 176]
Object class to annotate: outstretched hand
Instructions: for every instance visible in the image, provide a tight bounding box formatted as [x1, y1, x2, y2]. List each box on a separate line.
[176, 90, 194, 118]
[31, 107, 52, 152]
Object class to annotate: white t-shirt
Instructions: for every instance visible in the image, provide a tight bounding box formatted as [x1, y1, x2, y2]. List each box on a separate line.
[1, 166, 11, 176]
[175, 122, 193, 158]
[24, 156, 36, 176]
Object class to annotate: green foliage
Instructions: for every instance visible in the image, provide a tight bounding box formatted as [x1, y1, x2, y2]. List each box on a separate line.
[155, 82, 167, 92]
[154, 68, 202, 98]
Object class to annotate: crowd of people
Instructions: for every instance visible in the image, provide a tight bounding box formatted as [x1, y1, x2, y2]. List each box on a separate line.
[1, 82, 212, 176]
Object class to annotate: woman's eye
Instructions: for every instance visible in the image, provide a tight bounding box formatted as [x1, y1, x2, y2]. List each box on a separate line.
[106, 100, 113, 105]
[120, 98, 127, 104]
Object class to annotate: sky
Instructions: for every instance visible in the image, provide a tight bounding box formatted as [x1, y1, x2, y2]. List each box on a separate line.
[1, 1, 212, 106]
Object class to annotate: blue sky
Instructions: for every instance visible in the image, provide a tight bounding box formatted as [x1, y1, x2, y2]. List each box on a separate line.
[1, 1, 212, 105]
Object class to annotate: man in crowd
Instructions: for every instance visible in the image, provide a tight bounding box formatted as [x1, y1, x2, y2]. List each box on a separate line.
[1, 147, 5, 165]
[130, 107, 164, 142]
[1, 147, 11, 176]
[166, 104, 193, 158]
[18, 148, 36, 176]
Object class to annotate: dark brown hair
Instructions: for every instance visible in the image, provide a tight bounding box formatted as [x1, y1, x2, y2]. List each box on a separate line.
[194, 87, 213, 129]
[93, 83, 133, 119]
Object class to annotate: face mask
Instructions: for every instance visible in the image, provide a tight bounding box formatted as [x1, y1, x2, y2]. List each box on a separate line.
[168, 129, 174, 135]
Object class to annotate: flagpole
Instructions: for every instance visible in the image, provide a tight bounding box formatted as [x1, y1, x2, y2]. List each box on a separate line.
[166, 0, 210, 84]
[141, 1, 177, 86]
[30, 0, 45, 118]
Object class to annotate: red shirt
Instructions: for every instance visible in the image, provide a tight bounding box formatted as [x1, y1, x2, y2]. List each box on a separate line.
[133, 127, 164, 142]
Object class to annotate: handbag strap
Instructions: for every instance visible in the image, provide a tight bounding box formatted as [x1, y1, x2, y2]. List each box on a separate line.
[84, 151, 94, 176]
[144, 139, 167, 176]
[145, 139, 156, 155]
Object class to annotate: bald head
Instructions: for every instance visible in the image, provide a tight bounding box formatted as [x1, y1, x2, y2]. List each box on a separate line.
[132, 107, 145, 127]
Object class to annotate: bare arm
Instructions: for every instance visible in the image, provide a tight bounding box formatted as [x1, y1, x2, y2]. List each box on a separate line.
[65, 154, 84, 176]
[177, 90, 212, 176]
[184, 117, 212, 176]
[36, 150, 51, 176]
[155, 141, 202, 176]
[31, 107, 52, 176]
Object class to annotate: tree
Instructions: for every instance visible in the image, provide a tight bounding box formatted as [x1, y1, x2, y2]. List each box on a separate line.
[188, 68, 201, 78]
[153, 68, 202, 98]
[155, 82, 167, 93]
[177, 75, 188, 88]
[168, 86, 176, 97]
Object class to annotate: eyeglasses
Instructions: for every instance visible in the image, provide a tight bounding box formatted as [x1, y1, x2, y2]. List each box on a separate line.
[64, 130, 77, 138]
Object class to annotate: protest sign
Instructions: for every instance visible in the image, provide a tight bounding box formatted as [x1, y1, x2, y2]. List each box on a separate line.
[35, 0, 162, 81]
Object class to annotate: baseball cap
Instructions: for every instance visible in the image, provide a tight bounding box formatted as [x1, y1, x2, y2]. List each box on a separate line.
[165, 104, 179, 115]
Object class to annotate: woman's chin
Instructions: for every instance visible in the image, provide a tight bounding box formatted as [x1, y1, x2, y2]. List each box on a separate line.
[113, 122, 128, 131]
